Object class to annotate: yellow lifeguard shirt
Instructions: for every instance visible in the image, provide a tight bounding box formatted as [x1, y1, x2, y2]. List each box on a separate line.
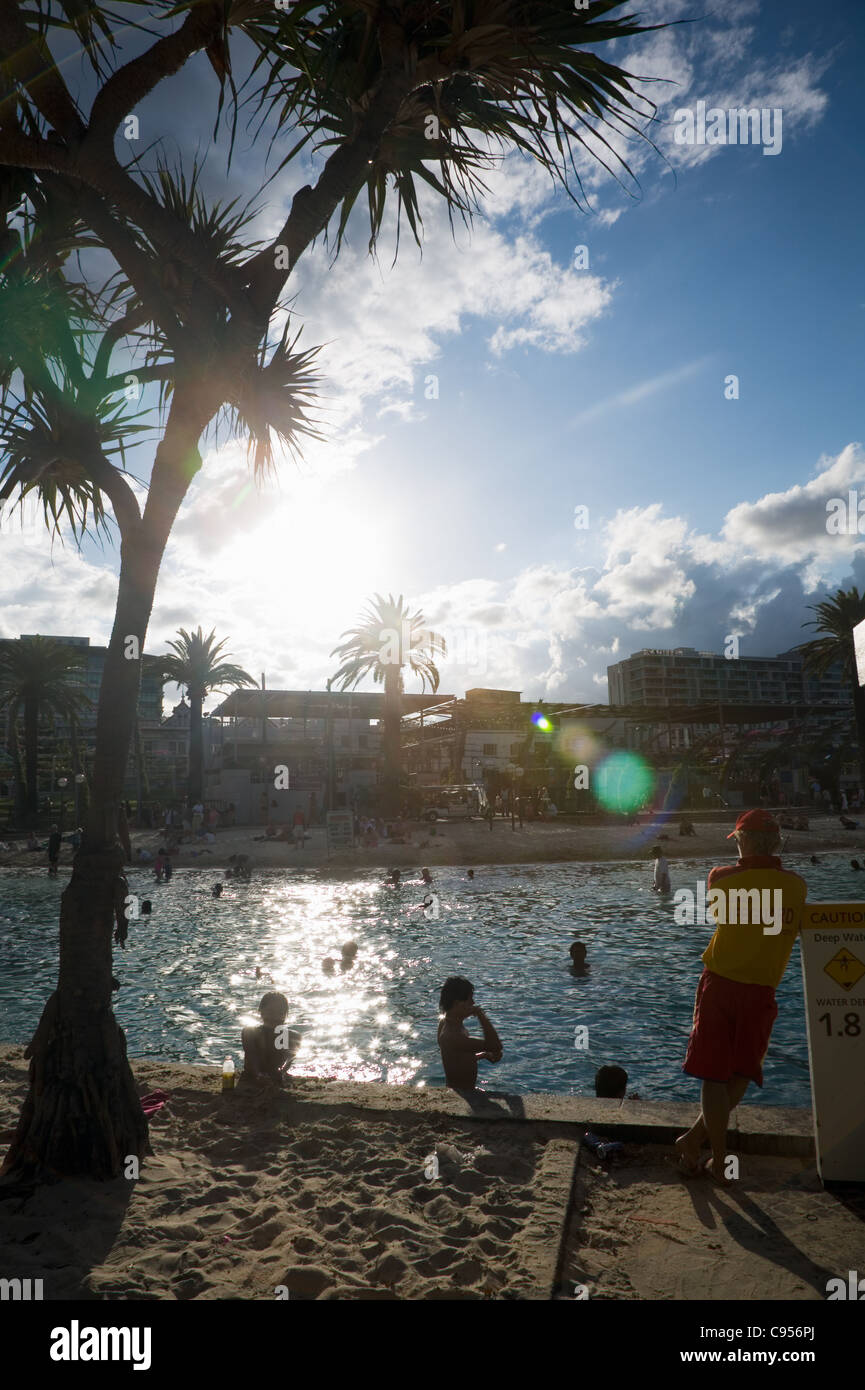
[702, 855, 807, 988]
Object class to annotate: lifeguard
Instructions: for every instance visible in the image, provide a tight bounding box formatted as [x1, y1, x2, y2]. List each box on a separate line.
[676, 808, 807, 1181]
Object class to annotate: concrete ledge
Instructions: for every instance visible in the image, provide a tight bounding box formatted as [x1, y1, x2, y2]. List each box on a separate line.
[230, 1072, 815, 1159]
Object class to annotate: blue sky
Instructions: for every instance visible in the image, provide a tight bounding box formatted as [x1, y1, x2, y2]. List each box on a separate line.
[2, 0, 864, 708]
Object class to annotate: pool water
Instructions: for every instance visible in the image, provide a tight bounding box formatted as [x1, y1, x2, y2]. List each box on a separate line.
[0, 857, 857, 1106]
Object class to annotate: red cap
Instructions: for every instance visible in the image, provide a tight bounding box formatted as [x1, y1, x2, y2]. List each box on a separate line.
[727, 808, 780, 839]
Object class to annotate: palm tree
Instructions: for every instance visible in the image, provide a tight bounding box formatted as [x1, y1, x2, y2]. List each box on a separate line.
[0, 636, 91, 823]
[796, 587, 865, 790]
[330, 595, 445, 814]
[159, 628, 256, 806]
[0, 0, 671, 1181]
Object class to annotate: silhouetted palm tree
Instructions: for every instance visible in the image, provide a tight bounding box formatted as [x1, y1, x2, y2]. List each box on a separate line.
[0, 0, 671, 1181]
[0, 636, 90, 822]
[796, 587, 865, 788]
[330, 595, 445, 813]
[159, 628, 255, 805]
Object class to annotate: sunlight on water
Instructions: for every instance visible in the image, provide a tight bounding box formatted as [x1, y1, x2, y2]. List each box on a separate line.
[1, 855, 855, 1104]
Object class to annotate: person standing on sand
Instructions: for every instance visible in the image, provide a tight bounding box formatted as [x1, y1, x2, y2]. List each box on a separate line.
[437, 977, 503, 1089]
[676, 809, 807, 1182]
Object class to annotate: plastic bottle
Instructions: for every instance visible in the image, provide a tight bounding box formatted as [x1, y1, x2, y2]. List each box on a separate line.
[222, 1056, 235, 1091]
[582, 1131, 624, 1159]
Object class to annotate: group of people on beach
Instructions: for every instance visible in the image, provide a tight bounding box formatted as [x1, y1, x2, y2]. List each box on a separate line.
[236, 806, 808, 1184]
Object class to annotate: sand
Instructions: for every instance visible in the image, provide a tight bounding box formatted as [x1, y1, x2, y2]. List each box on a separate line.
[1, 1049, 861, 1302]
[2, 811, 860, 873]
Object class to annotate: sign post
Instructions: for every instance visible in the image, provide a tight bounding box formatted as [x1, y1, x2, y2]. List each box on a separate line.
[800, 903, 865, 1182]
[326, 810, 354, 858]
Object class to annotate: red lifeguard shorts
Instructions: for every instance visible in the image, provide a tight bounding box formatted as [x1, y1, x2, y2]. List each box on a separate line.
[682, 968, 778, 1087]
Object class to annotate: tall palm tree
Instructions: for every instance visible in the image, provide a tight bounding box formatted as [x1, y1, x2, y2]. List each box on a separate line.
[0, 636, 91, 822]
[159, 628, 256, 806]
[0, 0, 671, 1181]
[796, 587, 865, 789]
[330, 595, 445, 814]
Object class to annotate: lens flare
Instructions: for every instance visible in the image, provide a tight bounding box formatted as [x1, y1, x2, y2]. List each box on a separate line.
[594, 751, 655, 814]
[532, 712, 553, 731]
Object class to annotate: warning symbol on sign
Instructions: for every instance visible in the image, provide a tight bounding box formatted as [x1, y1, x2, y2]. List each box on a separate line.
[823, 949, 865, 990]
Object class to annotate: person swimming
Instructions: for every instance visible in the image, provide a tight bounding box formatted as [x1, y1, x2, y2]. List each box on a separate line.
[420, 867, 433, 886]
[467, 869, 475, 880]
[322, 957, 336, 974]
[595, 1064, 628, 1098]
[212, 882, 223, 897]
[852, 860, 862, 871]
[383, 869, 401, 887]
[340, 940, 358, 971]
[569, 941, 590, 975]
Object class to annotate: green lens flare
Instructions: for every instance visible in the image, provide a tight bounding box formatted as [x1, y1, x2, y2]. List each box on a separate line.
[594, 751, 654, 814]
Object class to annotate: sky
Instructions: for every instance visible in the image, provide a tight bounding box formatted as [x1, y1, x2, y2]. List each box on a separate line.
[2, 0, 864, 713]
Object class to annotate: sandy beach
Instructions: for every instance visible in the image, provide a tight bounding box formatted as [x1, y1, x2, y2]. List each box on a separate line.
[1, 1048, 861, 1301]
[3, 812, 861, 874]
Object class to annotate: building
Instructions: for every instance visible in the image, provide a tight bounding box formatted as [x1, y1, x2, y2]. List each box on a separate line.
[208, 688, 454, 822]
[607, 647, 848, 708]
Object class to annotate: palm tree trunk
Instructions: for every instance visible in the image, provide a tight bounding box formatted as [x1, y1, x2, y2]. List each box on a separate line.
[381, 668, 402, 818]
[854, 684, 865, 792]
[188, 686, 204, 806]
[3, 392, 213, 1181]
[23, 691, 39, 822]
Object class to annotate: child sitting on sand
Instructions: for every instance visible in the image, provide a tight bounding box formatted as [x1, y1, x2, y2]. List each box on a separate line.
[241, 992, 300, 1086]
[437, 977, 503, 1090]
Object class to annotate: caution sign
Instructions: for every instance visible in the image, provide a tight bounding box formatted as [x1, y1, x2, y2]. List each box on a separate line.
[823, 948, 865, 991]
[800, 904, 865, 1183]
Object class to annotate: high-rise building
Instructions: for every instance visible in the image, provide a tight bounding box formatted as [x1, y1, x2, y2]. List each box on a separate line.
[607, 647, 848, 707]
[20, 634, 163, 722]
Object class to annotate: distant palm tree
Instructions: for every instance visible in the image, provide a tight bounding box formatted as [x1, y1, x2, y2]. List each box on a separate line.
[796, 587, 865, 789]
[159, 629, 256, 805]
[330, 595, 445, 814]
[0, 636, 91, 822]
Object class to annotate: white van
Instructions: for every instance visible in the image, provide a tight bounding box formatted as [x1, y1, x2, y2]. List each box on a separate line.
[421, 784, 487, 821]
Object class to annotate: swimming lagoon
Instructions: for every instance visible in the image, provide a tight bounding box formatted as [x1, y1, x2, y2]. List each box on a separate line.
[1, 857, 851, 1105]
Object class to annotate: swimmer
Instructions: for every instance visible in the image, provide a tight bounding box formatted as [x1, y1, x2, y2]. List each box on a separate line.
[810, 855, 820, 865]
[852, 860, 862, 871]
[594, 1065, 640, 1100]
[340, 940, 358, 971]
[254, 965, 273, 982]
[141, 900, 152, 915]
[467, 869, 475, 880]
[212, 882, 223, 897]
[322, 957, 336, 974]
[420, 867, 433, 886]
[384, 869, 401, 887]
[569, 941, 590, 976]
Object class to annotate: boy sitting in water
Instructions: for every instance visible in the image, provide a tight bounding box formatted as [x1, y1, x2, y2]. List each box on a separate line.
[241, 992, 300, 1086]
[437, 976, 503, 1089]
